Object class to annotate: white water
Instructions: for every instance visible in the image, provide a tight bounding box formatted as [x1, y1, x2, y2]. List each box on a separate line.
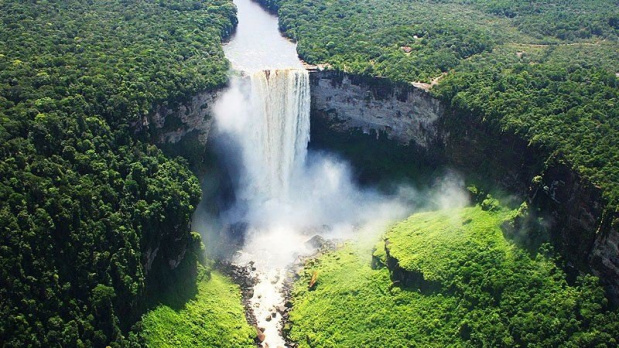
[214, 69, 311, 347]
[195, 0, 460, 346]
[242, 70, 310, 200]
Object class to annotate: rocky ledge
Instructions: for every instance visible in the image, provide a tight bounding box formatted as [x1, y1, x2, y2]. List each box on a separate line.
[136, 89, 222, 145]
[310, 70, 444, 148]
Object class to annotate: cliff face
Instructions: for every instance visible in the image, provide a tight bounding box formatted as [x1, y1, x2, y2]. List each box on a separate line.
[310, 70, 619, 302]
[592, 224, 619, 300]
[137, 90, 221, 146]
[310, 71, 444, 147]
[538, 163, 619, 299]
[133, 90, 220, 276]
[380, 239, 442, 293]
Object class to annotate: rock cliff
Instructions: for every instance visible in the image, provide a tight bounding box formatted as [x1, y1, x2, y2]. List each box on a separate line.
[137, 90, 221, 146]
[133, 89, 221, 276]
[310, 71, 443, 147]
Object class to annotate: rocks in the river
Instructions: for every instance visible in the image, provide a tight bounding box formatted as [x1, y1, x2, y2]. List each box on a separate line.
[264, 311, 276, 322]
[305, 235, 326, 249]
[304, 234, 336, 251]
[255, 325, 266, 342]
[218, 262, 259, 326]
[221, 235, 341, 347]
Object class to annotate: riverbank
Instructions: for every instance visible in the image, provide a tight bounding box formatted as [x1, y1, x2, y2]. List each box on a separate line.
[141, 269, 255, 347]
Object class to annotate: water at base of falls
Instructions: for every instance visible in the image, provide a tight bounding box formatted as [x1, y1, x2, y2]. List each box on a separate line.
[234, 229, 313, 348]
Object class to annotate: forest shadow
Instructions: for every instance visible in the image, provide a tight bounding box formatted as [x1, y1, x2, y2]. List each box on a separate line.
[143, 248, 204, 312]
[309, 111, 446, 191]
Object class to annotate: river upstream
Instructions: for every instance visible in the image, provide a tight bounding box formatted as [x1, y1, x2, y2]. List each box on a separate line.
[224, 0, 304, 71]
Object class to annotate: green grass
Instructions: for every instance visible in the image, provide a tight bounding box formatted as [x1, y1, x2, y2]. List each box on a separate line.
[287, 205, 619, 347]
[141, 271, 255, 347]
[289, 243, 465, 347]
[384, 207, 512, 283]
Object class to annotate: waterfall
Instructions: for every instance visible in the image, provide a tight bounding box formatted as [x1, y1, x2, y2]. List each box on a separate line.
[209, 43, 412, 348]
[240, 69, 310, 201]
[210, 68, 311, 348]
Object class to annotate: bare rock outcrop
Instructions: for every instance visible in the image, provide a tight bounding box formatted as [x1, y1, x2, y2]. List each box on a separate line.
[136, 89, 222, 145]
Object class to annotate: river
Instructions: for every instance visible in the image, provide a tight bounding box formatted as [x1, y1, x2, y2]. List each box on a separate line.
[218, 1, 309, 347]
[224, 0, 303, 72]
[200, 1, 412, 346]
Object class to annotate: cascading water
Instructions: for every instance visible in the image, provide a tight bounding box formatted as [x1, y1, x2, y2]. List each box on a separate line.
[241, 69, 310, 201]
[229, 69, 311, 347]
[211, 67, 313, 346]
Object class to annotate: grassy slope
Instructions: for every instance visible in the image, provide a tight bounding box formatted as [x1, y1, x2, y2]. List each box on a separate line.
[141, 270, 255, 347]
[289, 244, 465, 347]
[288, 206, 619, 347]
[385, 207, 512, 283]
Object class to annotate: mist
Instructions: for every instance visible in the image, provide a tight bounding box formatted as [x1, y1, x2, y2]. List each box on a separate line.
[203, 71, 427, 267]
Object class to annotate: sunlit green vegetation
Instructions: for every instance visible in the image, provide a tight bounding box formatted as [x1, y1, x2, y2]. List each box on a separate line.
[0, 0, 236, 345]
[141, 270, 255, 347]
[288, 205, 619, 347]
[266, 0, 617, 81]
[435, 43, 619, 205]
[3, 0, 618, 345]
[263, 0, 619, 207]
